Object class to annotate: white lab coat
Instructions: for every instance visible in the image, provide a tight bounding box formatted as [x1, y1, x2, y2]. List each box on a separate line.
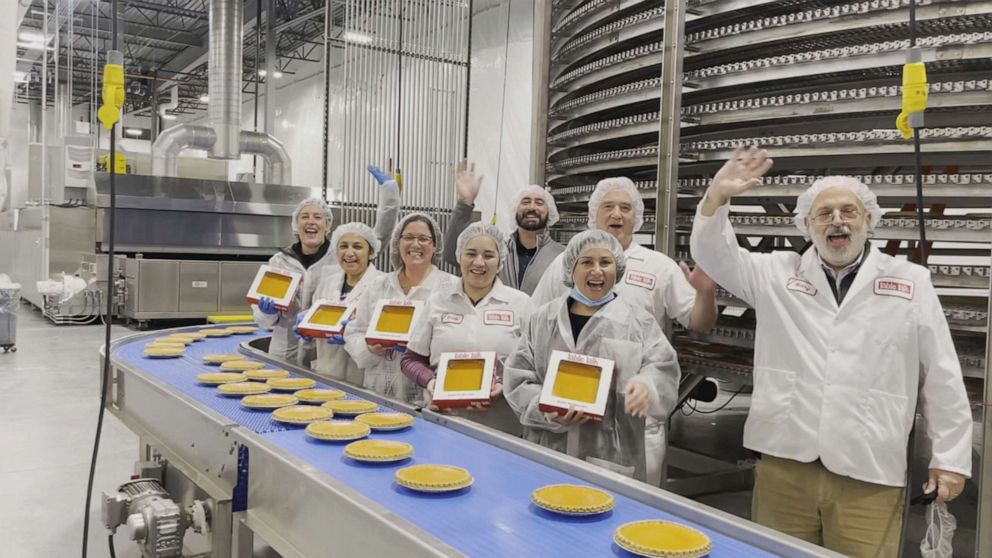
[344, 266, 457, 404]
[690, 201, 972, 487]
[406, 278, 532, 435]
[252, 248, 337, 364]
[309, 264, 383, 386]
[503, 294, 681, 481]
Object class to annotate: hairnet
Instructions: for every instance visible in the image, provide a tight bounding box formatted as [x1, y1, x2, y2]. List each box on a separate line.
[389, 212, 443, 270]
[561, 229, 627, 288]
[510, 185, 560, 228]
[456, 222, 508, 271]
[330, 222, 381, 258]
[793, 176, 882, 238]
[586, 177, 644, 231]
[292, 196, 334, 236]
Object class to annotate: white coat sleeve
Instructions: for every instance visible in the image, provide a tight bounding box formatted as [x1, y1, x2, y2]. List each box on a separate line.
[529, 254, 565, 308]
[343, 283, 381, 370]
[503, 316, 569, 433]
[252, 304, 279, 330]
[689, 199, 768, 306]
[626, 314, 681, 420]
[917, 280, 973, 477]
[660, 259, 696, 329]
[373, 182, 401, 250]
[405, 300, 435, 357]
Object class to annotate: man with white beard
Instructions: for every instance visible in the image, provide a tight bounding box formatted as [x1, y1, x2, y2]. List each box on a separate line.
[690, 146, 972, 558]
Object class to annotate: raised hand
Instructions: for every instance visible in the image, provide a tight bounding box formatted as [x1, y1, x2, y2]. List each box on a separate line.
[679, 261, 718, 295]
[707, 146, 773, 205]
[367, 164, 392, 185]
[451, 158, 483, 205]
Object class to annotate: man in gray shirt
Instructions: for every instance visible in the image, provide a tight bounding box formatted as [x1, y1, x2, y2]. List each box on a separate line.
[443, 160, 564, 294]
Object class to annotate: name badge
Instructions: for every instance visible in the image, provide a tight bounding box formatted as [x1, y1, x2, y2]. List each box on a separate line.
[441, 313, 464, 325]
[786, 277, 817, 296]
[625, 270, 656, 290]
[483, 310, 514, 326]
[874, 278, 914, 300]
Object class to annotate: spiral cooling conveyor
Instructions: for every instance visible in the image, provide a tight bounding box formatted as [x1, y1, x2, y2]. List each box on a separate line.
[538, 0, 992, 552]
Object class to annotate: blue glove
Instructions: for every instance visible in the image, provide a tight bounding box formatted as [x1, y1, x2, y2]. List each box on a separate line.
[293, 314, 311, 342]
[393, 344, 406, 354]
[367, 165, 391, 185]
[257, 296, 278, 315]
[327, 318, 350, 345]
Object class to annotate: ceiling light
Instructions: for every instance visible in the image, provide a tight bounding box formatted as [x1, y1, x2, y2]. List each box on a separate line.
[272, 70, 283, 79]
[343, 31, 373, 44]
[257, 69, 266, 77]
[18, 30, 46, 43]
[125, 128, 143, 137]
[199, 94, 209, 103]
[17, 41, 54, 51]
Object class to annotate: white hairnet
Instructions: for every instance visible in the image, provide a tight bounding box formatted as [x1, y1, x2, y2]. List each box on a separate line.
[562, 229, 627, 288]
[511, 184, 560, 228]
[455, 222, 508, 271]
[330, 222, 382, 258]
[292, 196, 334, 236]
[390, 212, 443, 269]
[793, 176, 882, 239]
[587, 177, 644, 231]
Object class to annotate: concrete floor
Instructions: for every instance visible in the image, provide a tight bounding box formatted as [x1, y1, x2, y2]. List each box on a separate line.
[0, 302, 982, 557]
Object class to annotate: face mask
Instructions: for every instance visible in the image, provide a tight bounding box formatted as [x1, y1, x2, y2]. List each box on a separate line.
[569, 286, 616, 308]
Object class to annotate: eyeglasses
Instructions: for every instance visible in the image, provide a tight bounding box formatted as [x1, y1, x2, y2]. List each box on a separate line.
[399, 234, 433, 244]
[811, 207, 862, 224]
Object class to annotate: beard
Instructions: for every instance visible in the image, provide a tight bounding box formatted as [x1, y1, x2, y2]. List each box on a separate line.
[812, 224, 867, 267]
[516, 209, 548, 231]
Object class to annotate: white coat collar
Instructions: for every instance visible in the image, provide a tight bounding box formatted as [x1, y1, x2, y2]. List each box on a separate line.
[553, 292, 631, 352]
[798, 244, 883, 311]
[448, 277, 513, 307]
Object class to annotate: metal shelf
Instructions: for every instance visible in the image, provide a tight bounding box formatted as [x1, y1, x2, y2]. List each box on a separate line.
[553, 7, 665, 67]
[553, 0, 657, 40]
[548, 121, 659, 155]
[696, 223, 992, 243]
[552, 50, 663, 98]
[685, 137, 992, 163]
[550, 77, 661, 121]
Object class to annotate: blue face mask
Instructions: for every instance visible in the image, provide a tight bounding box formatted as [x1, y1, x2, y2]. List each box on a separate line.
[569, 286, 617, 308]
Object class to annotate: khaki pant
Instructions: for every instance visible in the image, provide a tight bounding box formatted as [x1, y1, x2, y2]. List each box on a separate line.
[752, 456, 905, 558]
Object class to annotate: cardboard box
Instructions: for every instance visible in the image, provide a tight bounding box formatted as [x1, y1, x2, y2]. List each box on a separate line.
[297, 299, 356, 339]
[538, 350, 615, 420]
[246, 265, 302, 311]
[431, 351, 497, 409]
[364, 299, 424, 348]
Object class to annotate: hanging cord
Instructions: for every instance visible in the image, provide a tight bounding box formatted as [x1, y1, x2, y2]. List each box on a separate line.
[897, 0, 930, 265]
[84, 0, 124, 554]
[489, 0, 513, 225]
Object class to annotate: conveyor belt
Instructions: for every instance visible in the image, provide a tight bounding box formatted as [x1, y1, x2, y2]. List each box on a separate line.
[112, 328, 782, 557]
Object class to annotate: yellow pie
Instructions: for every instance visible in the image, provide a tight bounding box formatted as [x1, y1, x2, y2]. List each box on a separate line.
[226, 326, 259, 334]
[174, 332, 206, 341]
[395, 464, 473, 492]
[157, 336, 192, 345]
[613, 520, 713, 558]
[220, 360, 267, 371]
[322, 399, 378, 416]
[305, 420, 371, 441]
[202, 354, 247, 365]
[295, 388, 347, 404]
[271, 405, 333, 424]
[200, 328, 233, 337]
[355, 412, 414, 431]
[143, 346, 185, 358]
[532, 485, 615, 515]
[196, 372, 248, 385]
[244, 369, 291, 381]
[217, 382, 272, 396]
[343, 440, 413, 463]
[267, 377, 317, 391]
[242, 393, 298, 409]
[146, 341, 186, 349]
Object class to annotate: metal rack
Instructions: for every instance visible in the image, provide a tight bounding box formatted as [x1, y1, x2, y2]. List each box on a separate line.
[534, 0, 992, 553]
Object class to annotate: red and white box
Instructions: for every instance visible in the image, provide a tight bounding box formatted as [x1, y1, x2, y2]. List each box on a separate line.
[364, 299, 424, 348]
[538, 350, 615, 420]
[431, 351, 497, 409]
[297, 299, 356, 339]
[246, 265, 302, 311]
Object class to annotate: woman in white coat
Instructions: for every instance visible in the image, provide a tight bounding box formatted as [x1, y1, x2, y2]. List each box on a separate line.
[503, 229, 681, 481]
[400, 222, 531, 435]
[345, 213, 456, 404]
[301, 222, 383, 386]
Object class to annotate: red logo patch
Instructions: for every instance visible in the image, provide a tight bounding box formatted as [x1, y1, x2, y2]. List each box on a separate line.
[624, 271, 656, 290]
[441, 313, 464, 325]
[874, 278, 914, 300]
[786, 277, 817, 296]
[483, 310, 513, 326]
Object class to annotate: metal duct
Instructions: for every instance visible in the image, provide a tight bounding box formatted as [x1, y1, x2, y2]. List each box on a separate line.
[240, 130, 291, 185]
[208, 0, 243, 159]
[150, 124, 217, 177]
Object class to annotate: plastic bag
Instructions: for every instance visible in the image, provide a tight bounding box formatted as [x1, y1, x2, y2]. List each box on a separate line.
[920, 502, 956, 558]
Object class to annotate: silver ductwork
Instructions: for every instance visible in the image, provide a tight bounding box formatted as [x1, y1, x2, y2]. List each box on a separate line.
[208, 0, 242, 160]
[240, 131, 292, 186]
[149, 0, 293, 185]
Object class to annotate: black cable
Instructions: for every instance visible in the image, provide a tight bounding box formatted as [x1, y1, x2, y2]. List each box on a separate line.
[108, 533, 117, 558]
[462, 0, 473, 158]
[83, 0, 119, 555]
[685, 384, 746, 415]
[908, 0, 929, 266]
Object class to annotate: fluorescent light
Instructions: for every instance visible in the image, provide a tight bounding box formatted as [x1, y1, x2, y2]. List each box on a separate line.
[272, 70, 283, 79]
[125, 128, 143, 137]
[199, 94, 210, 103]
[17, 41, 54, 51]
[160, 113, 177, 121]
[18, 30, 46, 43]
[257, 69, 266, 77]
[343, 31, 373, 44]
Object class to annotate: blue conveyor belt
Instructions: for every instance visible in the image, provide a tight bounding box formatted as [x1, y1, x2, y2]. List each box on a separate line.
[115, 329, 775, 558]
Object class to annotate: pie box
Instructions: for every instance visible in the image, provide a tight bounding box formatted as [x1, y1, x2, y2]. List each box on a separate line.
[246, 265, 302, 311]
[538, 350, 615, 421]
[431, 351, 497, 409]
[297, 299, 356, 339]
[364, 299, 424, 348]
